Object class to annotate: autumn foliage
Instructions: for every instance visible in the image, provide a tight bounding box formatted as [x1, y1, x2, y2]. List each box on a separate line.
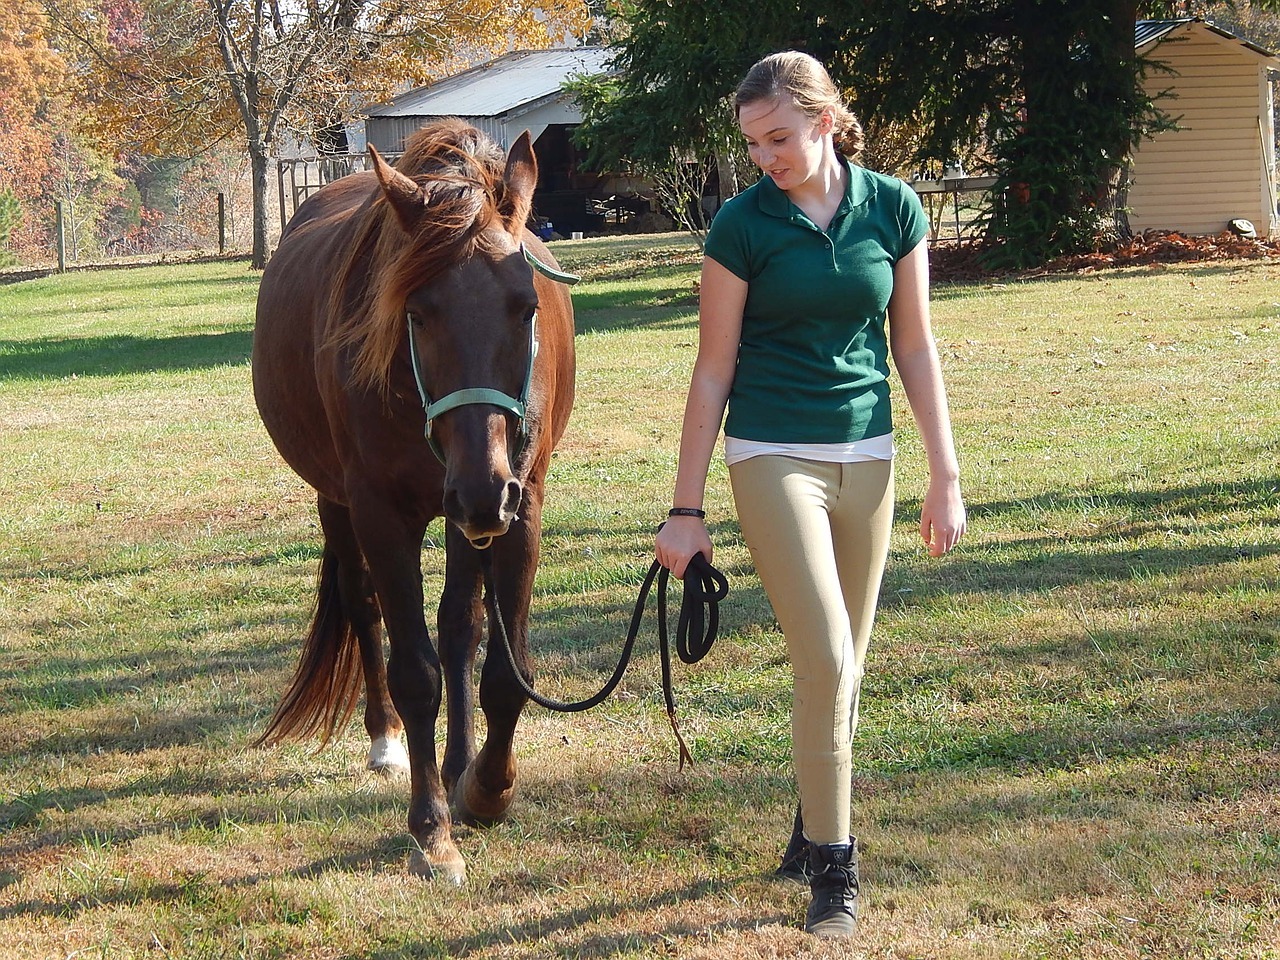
[1, 0, 590, 267]
[0, 0, 65, 261]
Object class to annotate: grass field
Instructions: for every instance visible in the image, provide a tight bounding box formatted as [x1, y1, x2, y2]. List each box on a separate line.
[0, 235, 1278, 959]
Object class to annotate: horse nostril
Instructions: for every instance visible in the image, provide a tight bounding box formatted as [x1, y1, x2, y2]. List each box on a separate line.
[501, 479, 523, 520]
[442, 488, 462, 522]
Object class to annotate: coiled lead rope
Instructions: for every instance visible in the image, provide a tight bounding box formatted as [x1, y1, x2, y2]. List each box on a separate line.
[479, 548, 729, 769]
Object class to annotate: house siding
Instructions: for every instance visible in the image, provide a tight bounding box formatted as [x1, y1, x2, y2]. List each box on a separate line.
[1129, 25, 1277, 236]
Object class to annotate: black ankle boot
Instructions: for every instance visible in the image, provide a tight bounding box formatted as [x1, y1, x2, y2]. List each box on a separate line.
[805, 839, 859, 937]
[773, 803, 811, 883]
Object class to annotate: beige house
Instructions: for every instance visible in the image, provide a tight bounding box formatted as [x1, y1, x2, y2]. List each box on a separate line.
[1129, 18, 1280, 237]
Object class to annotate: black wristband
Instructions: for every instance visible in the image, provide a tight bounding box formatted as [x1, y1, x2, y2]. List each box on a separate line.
[668, 507, 707, 519]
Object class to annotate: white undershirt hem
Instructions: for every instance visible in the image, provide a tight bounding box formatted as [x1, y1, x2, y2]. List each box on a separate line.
[723, 431, 896, 467]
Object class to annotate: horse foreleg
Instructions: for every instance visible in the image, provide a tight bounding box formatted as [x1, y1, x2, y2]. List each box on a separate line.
[317, 497, 408, 775]
[352, 500, 463, 884]
[454, 497, 540, 827]
[438, 522, 484, 796]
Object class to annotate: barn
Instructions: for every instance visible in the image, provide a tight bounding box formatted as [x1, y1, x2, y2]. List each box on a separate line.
[363, 47, 617, 237]
[1129, 18, 1280, 237]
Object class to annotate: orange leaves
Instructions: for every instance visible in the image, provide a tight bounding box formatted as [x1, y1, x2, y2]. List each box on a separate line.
[0, 0, 64, 126]
[336, 0, 593, 106]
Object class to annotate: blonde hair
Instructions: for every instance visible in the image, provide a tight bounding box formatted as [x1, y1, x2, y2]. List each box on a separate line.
[734, 51, 864, 160]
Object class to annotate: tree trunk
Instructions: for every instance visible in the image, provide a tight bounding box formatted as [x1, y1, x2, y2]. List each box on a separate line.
[249, 140, 270, 269]
[1014, 8, 1067, 248]
[1001, 0, 1144, 260]
[1094, 0, 1141, 240]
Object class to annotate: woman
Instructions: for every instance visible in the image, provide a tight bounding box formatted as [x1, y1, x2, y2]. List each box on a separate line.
[654, 51, 966, 938]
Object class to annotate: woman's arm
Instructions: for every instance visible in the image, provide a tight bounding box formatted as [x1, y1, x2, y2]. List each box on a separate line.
[654, 256, 746, 578]
[888, 238, 967, 557]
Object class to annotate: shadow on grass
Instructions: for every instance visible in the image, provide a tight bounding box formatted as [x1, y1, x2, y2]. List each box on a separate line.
[0, 330, 253, 380]
[959, 475, 1280, 527]
[888, 473, 1280, 594]
[2, 465, 1276, 941]
[572, 294, 698, 335]
[883, 538, 1280, 602]
[432, 877, 774, 960]
[1, 667, 1275, 955]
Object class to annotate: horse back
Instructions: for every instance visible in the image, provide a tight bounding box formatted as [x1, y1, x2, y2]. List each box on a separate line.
[253, 174, 380, 498]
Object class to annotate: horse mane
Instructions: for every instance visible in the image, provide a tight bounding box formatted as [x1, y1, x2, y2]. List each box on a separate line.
[327, 119, 513, 394]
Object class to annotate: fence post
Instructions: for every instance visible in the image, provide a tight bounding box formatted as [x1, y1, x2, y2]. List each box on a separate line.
[276, 160, 288, 235]
[55, 200, 66, 273]
[217, 192, 226, 255]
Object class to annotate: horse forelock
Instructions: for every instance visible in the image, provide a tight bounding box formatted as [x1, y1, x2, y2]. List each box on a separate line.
[328, 120, 515, 395]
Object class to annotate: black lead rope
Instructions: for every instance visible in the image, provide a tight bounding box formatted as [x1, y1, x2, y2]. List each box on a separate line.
[479, 548, 729, 770]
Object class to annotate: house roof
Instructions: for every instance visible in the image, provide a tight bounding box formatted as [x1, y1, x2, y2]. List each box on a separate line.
[366, 47, 613, 119]
[1136, 17, 1280, 64]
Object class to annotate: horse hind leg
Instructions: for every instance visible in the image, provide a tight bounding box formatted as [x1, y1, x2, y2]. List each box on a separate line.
[317, 498, 409, 775]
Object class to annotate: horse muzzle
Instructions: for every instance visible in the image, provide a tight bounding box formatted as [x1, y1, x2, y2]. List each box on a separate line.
[443, 475, 524, 546]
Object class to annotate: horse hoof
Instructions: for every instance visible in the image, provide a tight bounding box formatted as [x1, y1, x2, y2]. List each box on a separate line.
[408, 844, 466, 886]
[367, 735, 410, 776]
[452, 762, 515, 827]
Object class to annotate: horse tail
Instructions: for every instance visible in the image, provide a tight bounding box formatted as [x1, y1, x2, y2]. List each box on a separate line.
[256, 545, 364, 748]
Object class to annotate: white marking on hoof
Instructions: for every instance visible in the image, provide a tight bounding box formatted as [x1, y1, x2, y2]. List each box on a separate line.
[409, 848, 466, 886]
[367, 735, 410, 776]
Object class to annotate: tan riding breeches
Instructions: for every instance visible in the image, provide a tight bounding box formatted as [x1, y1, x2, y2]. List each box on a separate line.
[728, 455, 894, 846]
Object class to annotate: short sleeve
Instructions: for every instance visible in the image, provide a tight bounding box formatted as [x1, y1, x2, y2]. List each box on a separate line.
[895, 179, 928, 260]
[703, 196, 752, 281]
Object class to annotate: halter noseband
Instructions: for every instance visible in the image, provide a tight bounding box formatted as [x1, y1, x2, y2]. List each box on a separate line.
[408, 243, 580, 465]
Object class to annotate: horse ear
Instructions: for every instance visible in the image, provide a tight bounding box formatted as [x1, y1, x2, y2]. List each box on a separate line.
[501, 131, 538, 235]
[368, 145, 425, 233]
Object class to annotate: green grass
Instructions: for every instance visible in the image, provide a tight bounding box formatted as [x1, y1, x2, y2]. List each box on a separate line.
[0, 242, 1278, 958]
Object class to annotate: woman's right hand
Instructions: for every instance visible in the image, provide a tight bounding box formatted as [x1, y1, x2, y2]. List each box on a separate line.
[655, 516, 713, 580]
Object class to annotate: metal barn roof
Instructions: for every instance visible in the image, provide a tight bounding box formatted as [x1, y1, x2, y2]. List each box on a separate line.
[366, 47, 613, 119]
[1135, 17, 1280, 62]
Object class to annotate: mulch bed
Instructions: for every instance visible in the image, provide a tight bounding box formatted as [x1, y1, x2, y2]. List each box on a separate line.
[930, 230, 1280, 283]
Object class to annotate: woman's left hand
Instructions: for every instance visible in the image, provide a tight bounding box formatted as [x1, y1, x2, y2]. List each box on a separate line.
[920, 478, 966, 558]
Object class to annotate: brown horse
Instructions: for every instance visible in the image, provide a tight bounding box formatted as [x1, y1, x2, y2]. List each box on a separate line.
[252, 120, 575, 883]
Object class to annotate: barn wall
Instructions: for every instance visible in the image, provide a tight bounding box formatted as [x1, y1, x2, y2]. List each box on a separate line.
[1129, 26, 1277, 236]
[365, 116, 506, 154]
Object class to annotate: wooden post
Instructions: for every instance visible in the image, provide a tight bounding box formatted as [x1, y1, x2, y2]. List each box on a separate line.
[217, 192, 226, 255]
[276, 160, 289, 235]
[55, 200, 66, 273]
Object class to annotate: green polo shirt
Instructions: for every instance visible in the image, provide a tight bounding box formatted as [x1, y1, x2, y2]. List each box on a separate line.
[704, 157, 927, 444]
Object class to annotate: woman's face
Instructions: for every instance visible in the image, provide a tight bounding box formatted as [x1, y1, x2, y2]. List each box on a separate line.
[738, 95, 832, 193]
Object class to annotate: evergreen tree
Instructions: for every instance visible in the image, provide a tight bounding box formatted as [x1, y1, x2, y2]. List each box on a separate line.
[576, 0, 1280, 266]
